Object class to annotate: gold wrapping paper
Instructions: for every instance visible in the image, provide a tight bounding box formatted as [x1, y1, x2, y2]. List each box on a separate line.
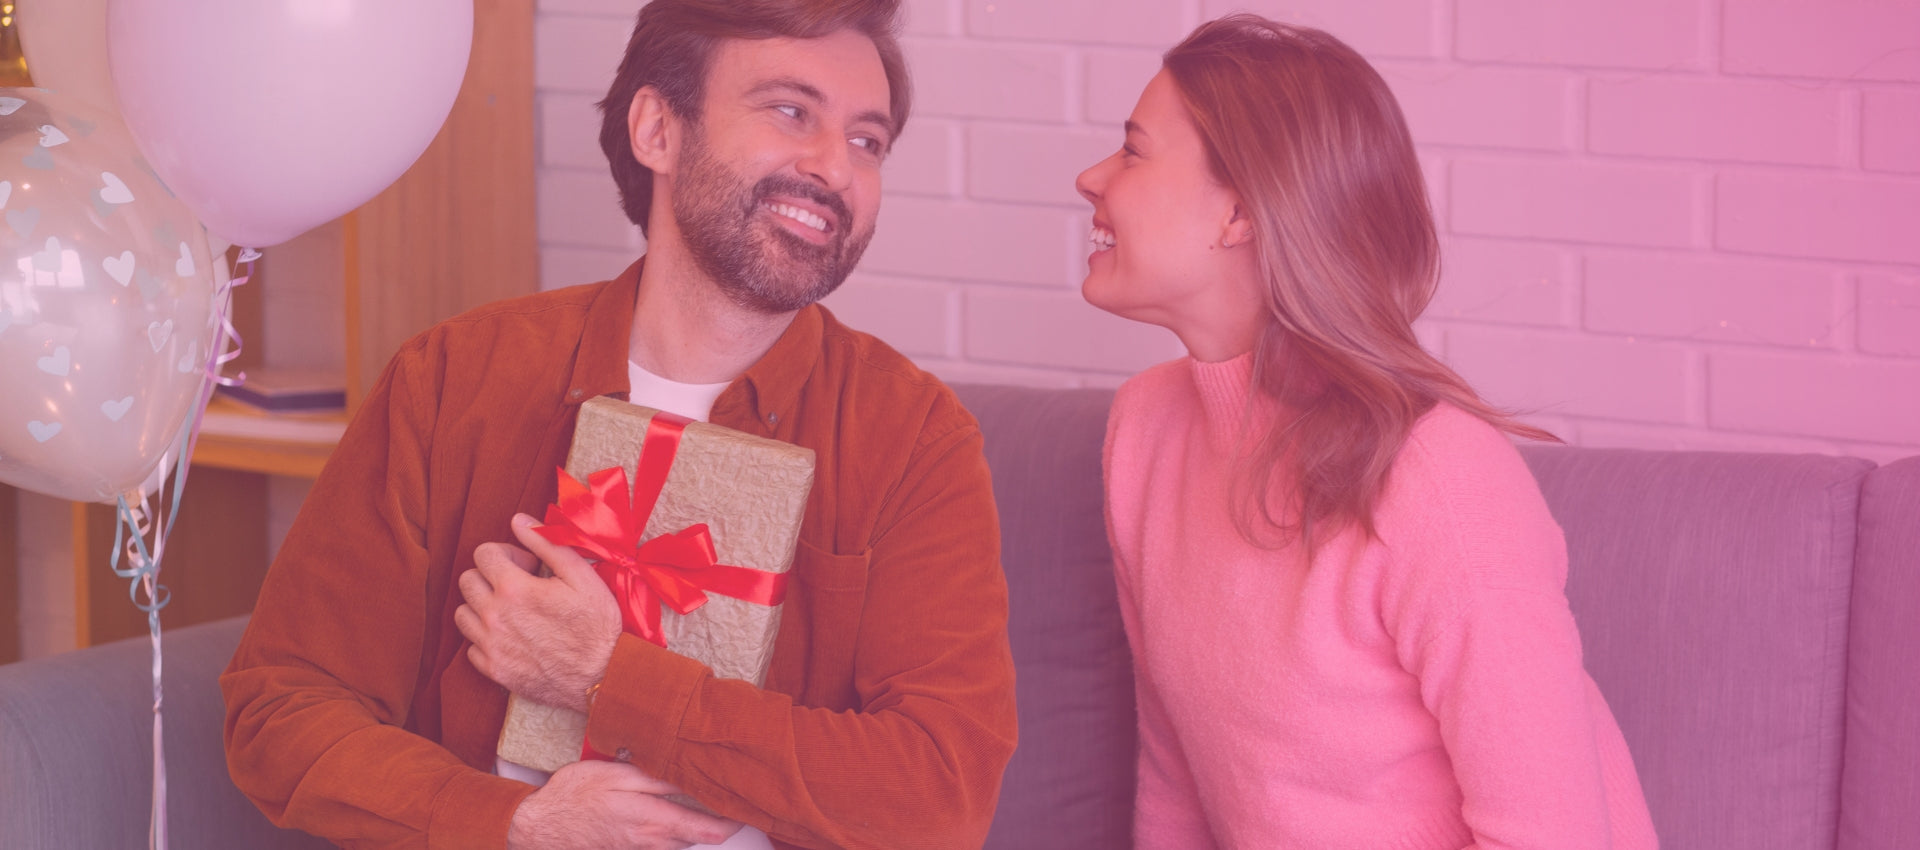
[496, 397, 814, 776]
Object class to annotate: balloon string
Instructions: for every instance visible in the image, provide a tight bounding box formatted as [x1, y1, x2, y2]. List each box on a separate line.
[109, 246, 255, 850]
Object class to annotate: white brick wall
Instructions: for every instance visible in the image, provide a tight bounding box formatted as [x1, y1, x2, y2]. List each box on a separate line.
[534, 0, 1920, 461]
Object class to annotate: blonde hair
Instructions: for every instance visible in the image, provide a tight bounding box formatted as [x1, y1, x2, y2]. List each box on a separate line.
[1162, 15, 1556, 549]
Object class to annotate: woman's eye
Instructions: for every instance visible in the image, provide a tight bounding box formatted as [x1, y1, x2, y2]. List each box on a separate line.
[1122, 145, 1141, 158]
[775, 104, 802, 119]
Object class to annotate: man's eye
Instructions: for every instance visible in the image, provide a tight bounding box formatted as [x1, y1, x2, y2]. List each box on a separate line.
[1122, 144, 1141, 158]
[852, 137, 880, 152]
[775, 104, 802, 119]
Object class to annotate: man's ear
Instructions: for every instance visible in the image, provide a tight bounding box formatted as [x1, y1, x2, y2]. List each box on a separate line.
[627, 86, 679, 174]
[1220, 199, 1254, 250]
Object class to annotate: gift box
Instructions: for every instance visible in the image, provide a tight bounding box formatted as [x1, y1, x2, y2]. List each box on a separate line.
[496, 396, 814, 780]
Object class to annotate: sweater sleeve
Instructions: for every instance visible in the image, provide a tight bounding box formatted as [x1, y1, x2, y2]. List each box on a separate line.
[581, 421, 1018, 850]
[1102, 389, 1218, 850]
[1380, 423, 1618, 850]
[221, 340, 535, 850]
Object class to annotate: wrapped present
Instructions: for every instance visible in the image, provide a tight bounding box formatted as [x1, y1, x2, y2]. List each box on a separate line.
[496, 396, 814, 781]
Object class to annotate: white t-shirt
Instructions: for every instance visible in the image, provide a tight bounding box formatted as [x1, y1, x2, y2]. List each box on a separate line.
[495, 362, 771, 850]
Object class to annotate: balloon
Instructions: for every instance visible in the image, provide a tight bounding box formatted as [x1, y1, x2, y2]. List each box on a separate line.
[15, 0, 121, 112]
[105, 0, 473, 248]
[0, 88, 219, 503]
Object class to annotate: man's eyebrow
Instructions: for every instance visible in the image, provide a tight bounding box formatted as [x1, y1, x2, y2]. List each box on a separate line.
[746, 75, 896, 139]
[745, 76, 825, 103]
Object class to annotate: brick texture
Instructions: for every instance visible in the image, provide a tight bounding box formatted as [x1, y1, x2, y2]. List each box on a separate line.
[1455, 0, 1704, 70]
[1588, 77, 1844, 166]
[1583, 252, 1840, 346]
[1723, 1, 1920, 83]
[528, 0, 1920, 459]
[1859, 274, 1920, 357]
[1452, 158, 1698, 247]
[1710, 352, 1920, 446]
[1863, 89, 1920, 174]
[1717, 172, 1920, 266]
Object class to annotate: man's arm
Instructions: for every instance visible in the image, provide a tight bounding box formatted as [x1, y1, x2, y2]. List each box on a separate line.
[220, 342, 539, 848]
[573, 421, 1016, 850]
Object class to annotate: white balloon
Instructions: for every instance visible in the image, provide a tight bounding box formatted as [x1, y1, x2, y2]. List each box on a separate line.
[106, 0, 474, 248]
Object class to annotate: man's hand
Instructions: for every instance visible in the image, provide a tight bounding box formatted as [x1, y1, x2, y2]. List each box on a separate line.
[508, 760, 744, 850]
[455, 513, 623, 712]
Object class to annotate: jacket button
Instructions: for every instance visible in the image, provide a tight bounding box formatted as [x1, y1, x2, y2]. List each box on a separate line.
[568, 389, 584, 400]
[614, 747, 632, 762]
[767, 412, 778, 425]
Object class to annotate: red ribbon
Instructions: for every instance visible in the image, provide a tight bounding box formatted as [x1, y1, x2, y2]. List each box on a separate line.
[534, 411, 788, 649]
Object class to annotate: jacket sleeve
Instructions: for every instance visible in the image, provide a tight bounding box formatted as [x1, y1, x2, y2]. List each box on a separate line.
[581, 421, 1019, 850]
[221, 340, 535, 850]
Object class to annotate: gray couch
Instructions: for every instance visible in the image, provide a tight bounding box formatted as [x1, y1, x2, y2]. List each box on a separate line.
[4, 385, 1916, 849]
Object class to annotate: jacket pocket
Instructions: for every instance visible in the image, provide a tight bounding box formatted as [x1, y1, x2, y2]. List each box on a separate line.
[768, 538, 870, 707]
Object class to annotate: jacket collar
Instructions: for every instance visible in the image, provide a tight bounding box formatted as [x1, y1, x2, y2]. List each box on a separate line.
[564, 256, 824, 430]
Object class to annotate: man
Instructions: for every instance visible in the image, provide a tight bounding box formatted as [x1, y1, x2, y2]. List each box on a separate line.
[220, 2, 1018, 848]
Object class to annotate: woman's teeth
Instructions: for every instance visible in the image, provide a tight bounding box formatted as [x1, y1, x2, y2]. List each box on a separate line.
[766, 202, 828, 232]
[1089, 226, 1116, 251]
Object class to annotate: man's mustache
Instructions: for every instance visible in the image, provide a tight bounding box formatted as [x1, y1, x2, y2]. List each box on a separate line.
[749, 176, 852, 238]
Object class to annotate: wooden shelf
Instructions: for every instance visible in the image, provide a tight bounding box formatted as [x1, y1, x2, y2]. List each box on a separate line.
[4, 0, 537, 658]
[191, 397, 346, 479]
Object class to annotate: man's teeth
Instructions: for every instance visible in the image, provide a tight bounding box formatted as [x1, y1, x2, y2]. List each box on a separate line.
[1089, 226, 1116, 251]
[767, 202, 828, 232]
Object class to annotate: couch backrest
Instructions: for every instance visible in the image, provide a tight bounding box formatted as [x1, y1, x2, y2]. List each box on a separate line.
[956, 384, 1137, 850]
[958, 381, 1888, 850]
[0, 615, 326, 850]
[1520, 446, 1872, 850]
[1839, 457, 1920, 850]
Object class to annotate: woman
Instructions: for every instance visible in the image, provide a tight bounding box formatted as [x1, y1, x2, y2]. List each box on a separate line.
[1081, 15, 1658, 849]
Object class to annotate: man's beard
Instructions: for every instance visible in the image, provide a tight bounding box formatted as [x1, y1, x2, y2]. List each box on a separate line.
[671, 127, 874, 314]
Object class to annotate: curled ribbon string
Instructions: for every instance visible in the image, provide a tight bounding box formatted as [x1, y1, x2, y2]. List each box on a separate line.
[108, 245, 256, 850]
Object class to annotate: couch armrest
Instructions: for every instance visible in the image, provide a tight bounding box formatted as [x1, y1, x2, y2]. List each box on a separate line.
[0, 615, 328, 849]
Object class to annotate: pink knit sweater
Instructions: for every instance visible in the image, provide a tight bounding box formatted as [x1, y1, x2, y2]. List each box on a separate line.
[1103, 354, 1659, 850]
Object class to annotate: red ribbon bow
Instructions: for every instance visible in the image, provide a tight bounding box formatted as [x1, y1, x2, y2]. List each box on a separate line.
[534, 412, 788, 647]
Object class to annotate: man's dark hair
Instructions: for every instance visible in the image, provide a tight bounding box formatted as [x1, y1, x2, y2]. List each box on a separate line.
[597, 0, 912, 234]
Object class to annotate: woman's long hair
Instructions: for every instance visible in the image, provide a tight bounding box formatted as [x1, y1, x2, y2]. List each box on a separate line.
[1163, 15, 1556, 549]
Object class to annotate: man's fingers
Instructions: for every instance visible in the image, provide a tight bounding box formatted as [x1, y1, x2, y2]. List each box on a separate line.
[456, 565, 493, 606]
[662, 803, 744, 846]
[472, 542, 535, 591]
[452, 603, 484, 644]
[511, 513, 601, 590]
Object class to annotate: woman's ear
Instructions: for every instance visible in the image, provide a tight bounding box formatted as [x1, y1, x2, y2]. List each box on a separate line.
[627, 86, 678, 174]
[1220, 199, 1254, 250]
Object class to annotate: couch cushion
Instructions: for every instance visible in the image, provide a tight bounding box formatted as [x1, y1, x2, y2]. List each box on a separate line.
[1520, 446, 1872, 850]
[955, 384, 1135, 850]
[1839, 457, 1920, 850]
[0, 615, 329, 849]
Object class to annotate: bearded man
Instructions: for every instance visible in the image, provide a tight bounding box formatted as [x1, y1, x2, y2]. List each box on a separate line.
[221, 2, 1018, 848]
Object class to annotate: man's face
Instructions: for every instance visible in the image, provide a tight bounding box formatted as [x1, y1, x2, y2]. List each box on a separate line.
[669, 30, 894, 314]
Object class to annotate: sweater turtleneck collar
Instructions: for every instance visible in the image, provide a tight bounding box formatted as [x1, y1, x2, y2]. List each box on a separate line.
[1188, 351, 1258, 442]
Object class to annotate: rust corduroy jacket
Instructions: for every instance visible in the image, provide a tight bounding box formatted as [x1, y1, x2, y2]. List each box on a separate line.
[221, 262, 1018, 849]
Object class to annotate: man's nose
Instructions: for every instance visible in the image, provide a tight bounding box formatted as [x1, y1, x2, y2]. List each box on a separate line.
[797, 128, 854, 193]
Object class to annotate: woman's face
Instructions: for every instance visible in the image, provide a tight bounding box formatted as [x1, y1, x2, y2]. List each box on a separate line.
[1076, 69, 1249, 335]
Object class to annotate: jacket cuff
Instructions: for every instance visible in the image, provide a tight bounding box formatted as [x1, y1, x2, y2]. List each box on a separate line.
[585, 632, 708, 775]
[426, 768, 539, 850]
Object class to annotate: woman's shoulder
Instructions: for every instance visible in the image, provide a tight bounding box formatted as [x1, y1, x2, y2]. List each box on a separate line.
[1112, 357, 1196, 411]
[1375, 402, 1565, 583]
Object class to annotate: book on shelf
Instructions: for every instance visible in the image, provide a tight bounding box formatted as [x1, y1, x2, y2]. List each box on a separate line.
[215, 368, 347, 414]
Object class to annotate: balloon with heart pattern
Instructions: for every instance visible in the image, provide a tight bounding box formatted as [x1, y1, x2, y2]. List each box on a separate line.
[0, 87, 218, 503]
